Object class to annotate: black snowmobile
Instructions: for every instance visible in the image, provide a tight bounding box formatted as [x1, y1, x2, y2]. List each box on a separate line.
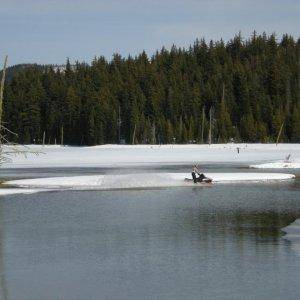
[184, 172, 213, 184]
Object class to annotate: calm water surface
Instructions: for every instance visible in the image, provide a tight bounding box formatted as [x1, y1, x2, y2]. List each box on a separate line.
[0, 167, 300, 300]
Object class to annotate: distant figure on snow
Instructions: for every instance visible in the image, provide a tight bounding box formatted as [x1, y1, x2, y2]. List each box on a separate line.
[285, 154, 291, 163]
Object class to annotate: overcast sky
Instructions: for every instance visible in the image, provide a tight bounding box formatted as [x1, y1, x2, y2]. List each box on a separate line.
[0, 0, 299, 66]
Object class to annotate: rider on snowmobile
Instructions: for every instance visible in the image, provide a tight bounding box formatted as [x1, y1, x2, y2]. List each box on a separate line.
[191, 165, 210, 183]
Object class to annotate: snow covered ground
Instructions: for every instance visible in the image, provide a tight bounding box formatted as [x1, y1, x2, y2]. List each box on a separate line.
[1, 143, 300, 169]
[250, 161, 300, 169]
[0, 144, 298, 192]
[4, 172, 295, 190]
[0, 188, 42, 195]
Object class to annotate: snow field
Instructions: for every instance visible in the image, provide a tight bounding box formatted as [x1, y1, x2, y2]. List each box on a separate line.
[1, 143, 300, 169]
[4, 172, 295, 191]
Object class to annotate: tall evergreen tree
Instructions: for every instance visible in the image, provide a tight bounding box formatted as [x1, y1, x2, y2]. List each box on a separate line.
[3, 33, 300, 145]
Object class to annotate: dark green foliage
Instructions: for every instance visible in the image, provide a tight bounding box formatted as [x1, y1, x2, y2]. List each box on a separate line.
[291, 106, 300, 142]
[3, 33, 300, 145]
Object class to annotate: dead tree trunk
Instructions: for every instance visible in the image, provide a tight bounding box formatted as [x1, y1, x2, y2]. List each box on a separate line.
[118, 105, 121, 144]
[151, 123, 156, 144]
[276, 122, 284, 146]
[201, 107, 205, 144]
[42, 131, 46, 146]
[0, 55, 8, 143]
[132, 124, 136, 145]
[61, 125, 64, 146]
[208, 108, 212, 145]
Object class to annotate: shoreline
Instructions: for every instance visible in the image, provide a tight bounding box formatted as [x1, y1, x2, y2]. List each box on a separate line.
[1, 143, 300, 169]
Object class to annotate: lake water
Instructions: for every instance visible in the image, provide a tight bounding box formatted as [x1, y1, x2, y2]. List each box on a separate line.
[0, 166, 300, 300]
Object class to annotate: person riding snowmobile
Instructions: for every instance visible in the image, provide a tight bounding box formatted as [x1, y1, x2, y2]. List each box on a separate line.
[191, 165, 210, 183]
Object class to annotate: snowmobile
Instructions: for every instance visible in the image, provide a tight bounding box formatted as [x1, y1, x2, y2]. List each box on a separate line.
[184, 172, 213, 184]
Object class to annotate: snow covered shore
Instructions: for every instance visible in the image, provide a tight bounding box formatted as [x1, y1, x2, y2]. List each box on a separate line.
[1, 143, 300, 169]
[0, 188, 42, 195]
[250, 161, 300, 169]
[4, 172, 295, 190]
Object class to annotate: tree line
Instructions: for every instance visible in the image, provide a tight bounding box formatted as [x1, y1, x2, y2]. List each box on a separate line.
[3, 32, 300, 145]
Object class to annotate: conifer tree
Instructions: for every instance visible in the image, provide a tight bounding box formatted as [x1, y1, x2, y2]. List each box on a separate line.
[3, 33, 300, 145]
[291, 106, 300, 142]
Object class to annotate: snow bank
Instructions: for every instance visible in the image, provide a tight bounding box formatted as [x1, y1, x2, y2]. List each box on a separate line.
[4, 172, 295, 190]
[282, 219, 300, 255]
[1, 143, 300, 169]
[0, 188, 42, 196]
[250, 161, 300, 169]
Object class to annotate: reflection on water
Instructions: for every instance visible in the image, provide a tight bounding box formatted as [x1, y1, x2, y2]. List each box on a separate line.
[282, 219, 300, 255]
[0, 181, 299, 300]
[0, 201, 9, 300]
